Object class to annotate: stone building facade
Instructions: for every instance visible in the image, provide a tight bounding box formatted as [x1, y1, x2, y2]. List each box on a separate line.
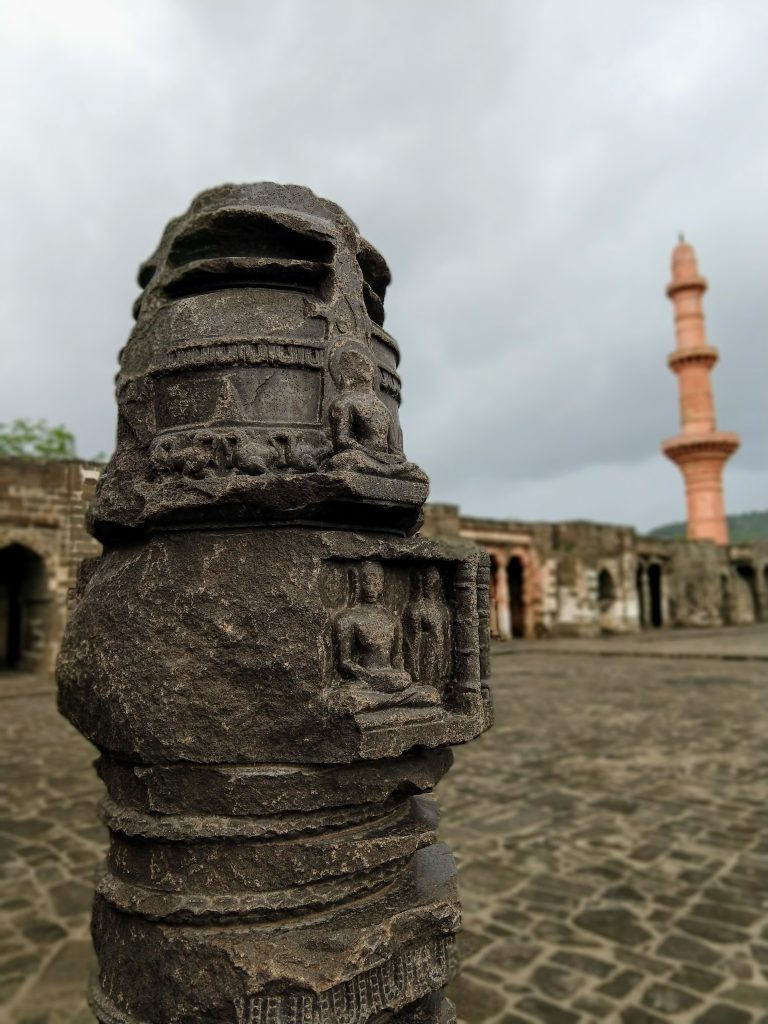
[0, 457, 101, 673]
[422, 504, 768, 639]
[0, 458, 765, 670]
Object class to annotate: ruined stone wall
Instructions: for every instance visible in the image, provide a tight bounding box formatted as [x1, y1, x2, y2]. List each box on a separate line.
[0, 457, 102, 673]
[421, 503, 462, 539]
[424, 506, 767, 637]
[3, 479, 765, 668]
[426, 513, 642, 638]
[728, 541, 768, 625]
[661, 540, 768, 628]
[546, 521, 640, 636]
[664, 539, 729, 628]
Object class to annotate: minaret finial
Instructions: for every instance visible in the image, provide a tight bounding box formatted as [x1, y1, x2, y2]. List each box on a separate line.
[678, 231, 685, 244]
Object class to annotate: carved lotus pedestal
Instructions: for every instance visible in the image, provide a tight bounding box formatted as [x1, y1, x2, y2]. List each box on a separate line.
[57, 184, 491, 1023]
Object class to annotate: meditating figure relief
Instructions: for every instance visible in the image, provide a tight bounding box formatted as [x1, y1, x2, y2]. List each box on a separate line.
[334, 561, 439, 713]
[328, 348, 427, 481]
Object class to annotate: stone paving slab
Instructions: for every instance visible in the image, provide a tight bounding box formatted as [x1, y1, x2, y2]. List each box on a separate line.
[442, 629, 768, 1023]
[1, 627, 768, 1022]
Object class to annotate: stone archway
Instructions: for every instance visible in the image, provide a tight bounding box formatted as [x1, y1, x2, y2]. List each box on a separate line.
[597, 568, 618, 632]
[476, 542, 539, 640]
[0, 544, 52, 671]
[732, 564, 759, 625]
[648, 563, 664, 628]
[636, 565, 647, 628]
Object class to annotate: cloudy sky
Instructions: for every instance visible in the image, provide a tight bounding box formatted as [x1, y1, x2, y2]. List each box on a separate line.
[2, 0, 765, 530]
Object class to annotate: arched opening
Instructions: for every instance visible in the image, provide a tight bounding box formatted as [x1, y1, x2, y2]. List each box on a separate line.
[597, 568, 617, 632]
[598, 569, 615, 608]
[733, 564, 759, 625]
[0, 544, 50, 671]
[636, 565, 646, 628]
[507, 556, 525, 638]
[648, 563, 663, 628]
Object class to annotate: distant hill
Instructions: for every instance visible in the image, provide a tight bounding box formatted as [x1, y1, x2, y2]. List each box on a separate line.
[648, 510, 768, 543]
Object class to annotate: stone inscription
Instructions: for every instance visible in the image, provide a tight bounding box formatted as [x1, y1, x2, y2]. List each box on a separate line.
[233, 935, 455, 1024]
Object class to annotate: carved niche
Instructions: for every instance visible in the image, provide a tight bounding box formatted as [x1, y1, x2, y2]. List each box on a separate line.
[325, 538, 492, 733]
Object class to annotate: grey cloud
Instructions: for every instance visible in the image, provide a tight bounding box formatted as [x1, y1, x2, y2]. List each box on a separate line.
[1, 0, 765, 530]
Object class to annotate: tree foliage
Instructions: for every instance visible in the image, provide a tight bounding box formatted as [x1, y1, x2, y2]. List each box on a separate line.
[0, 418, 78, 460]
[648, 510, 768, 543]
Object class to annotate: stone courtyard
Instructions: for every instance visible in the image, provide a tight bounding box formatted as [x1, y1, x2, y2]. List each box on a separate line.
[1, 626, 767, 1024]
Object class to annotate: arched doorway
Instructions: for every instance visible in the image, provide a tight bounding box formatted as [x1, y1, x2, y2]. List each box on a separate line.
[507, 556, 525, 638]
[598, 568, 617, 632]
[0, 544, 50, 671]
[733, 565, 759, 624]
[648, 563, 663, 628]
[636, 566, 646, 628]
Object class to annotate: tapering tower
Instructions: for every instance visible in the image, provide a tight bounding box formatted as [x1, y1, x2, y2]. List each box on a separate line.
[661, 237, 739, 544]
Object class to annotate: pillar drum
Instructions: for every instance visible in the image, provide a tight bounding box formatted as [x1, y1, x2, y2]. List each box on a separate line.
[57, 183, 492, 1023]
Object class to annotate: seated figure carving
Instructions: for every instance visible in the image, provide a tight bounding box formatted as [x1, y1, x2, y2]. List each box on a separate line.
[328, 348, 427, 482]
[334, 561, 439, 713]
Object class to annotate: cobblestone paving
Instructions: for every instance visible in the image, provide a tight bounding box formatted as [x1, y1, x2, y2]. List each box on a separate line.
[442, 627, 768, 1024]
[1, 627, 767, 1023]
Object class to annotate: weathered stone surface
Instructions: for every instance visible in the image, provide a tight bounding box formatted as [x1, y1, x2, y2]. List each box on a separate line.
[90, 183, 431, 539]
[55, 184, 492, 1023]
[59, 530, 490, 765]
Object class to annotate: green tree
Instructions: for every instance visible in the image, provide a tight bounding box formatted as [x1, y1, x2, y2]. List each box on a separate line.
[0, 418, 77, 459]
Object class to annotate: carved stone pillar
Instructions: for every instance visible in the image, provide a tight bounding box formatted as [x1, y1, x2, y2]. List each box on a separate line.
[57, 183, 492, 1024]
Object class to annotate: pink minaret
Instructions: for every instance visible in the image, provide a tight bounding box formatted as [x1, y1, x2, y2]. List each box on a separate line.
[661, 237, 739, 544]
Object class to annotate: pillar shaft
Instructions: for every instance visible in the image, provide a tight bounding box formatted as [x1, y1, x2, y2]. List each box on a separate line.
[493, 556, 512, 640]
[57, 184, 492, 1023]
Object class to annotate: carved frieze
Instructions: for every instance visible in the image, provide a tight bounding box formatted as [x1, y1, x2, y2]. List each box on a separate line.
[91, 185, 417, 538]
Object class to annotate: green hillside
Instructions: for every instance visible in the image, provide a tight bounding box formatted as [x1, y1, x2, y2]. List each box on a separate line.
[648, 510, 768, 543]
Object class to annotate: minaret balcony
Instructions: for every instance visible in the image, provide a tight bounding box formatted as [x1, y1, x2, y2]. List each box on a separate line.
[667, 345, 719, 372]
[666, 274, 707, 298]
[661, 431, 740, 464]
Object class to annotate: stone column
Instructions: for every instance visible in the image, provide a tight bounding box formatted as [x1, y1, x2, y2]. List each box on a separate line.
[493, 555, 512, 640]
[57, 184, 492, 1024]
